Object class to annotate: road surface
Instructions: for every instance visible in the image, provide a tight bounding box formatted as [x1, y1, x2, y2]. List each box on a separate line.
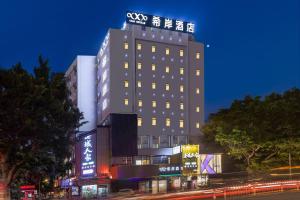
[223, 190, 300, 200]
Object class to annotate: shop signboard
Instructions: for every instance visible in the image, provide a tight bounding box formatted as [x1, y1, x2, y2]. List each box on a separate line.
[159, 164, 182, 176]
[181, 145, 200, 175]
[81, 133, 96, 177]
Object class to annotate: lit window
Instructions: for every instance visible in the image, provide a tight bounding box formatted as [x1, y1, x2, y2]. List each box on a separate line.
[165, 84, 170, 91]
[166, 102, 170, 109]
[124, 62, 129, 69]
[124, 98, 129, 106]
[196, 122, 200, 129]
[152, 45, 156, 53]
[166, 118, 171, 127]
[180, 49, 184, 57]
[124, 80, 129, 88]
[152, 64, 156, 71]
[196, 107, 200, 112]
[152, 117, 157, 126]
[196, 53, 200, 59]
[179, 120, 184, 128]
[138, 100, 142, 107]
[196, 70, 200, 76]
[166, 48, 170, 55]
[138, 117, 142, 126]
[137, 81, 142, 88]
[196, 88, 200, 94]
[180, 68, 184, 75]
[137, 62, 142, 70]
[124, 42, 128, 50]
[180, 103, 184, 110]
[152, 82, 156, 89]
[152, 100, 157, 108]
[137, 43, 142, 50]
[180, 85, 184, 93]
[165, 66, 170, 73]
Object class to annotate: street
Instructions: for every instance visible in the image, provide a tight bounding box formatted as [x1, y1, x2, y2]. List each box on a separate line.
[229, 190, 300, 200]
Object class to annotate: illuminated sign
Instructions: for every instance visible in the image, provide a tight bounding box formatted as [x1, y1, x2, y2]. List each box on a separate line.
[159, 165, 183, 176]
[81, 133, 96, 177]
[126, 11, 195, 34]
[199, 154, 222, 174]
[181, 145, 200, 175]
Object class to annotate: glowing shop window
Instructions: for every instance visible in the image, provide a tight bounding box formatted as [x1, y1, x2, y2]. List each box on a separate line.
[138, 100, 143, 107]
[152, 100, 157, 108]
[124, 98, 129, 106]
[152, 117, 157, 126]
[196, 88, 200, 94]
[196, 70, 200, 76]
[137, 62, 142, 70]
[124, 42, 128, 50]
[180, 49, 184, 57]
[124, 62, 129, 69]
[124, 80, 129, 88]
[137, 43, 142, 50]
[179, 120, 184, 128]
[152, 82, 156, 90]
[165, 66, 170, 73]
[166, 48, 170, 55]
[196, 53, 200, 59]
[196, 107, 200, 112]
[166, 102, 170, 109]
[166, 118, 171, 127]
[196, 122, 200, 129]
[152, 45, 156, 53]
[180, 68, 184, 75]
[180, 103, 184, 110]
[137, 81, 142, 88]
[152, 64, 156, 71]
[138, 117, 142, 127]
[165, 84, 170, 91]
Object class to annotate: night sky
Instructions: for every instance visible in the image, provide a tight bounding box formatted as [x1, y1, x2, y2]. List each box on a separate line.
[0, 0, 299, 118]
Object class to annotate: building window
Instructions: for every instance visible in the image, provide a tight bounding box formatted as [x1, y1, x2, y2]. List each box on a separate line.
[124, 98, 129, 106]
[137, 62, 142, 70]
[152, 136, 159, 148]
[166, 101, 170, 109]
[137, 43, 142, 50]
[180, 102, 184, 110]
[124, 80, 129, 88]
[196, 88, 200, 94]
[152, 45, 156, 53]
[196, 106, 200, 112]
[138, 117, 142, 127]
[196, 69, 200, 76]
[196, 52, 200, 59]
[124, 42, 128, 50]
[180, 68, 184, 75]
[137, 81, 142, 88]
[180, 49, 184, 57]
[152, 100, 157, 108]
[165, 66, 170, 73]
[166, 48, 170, 55]
[138, 100, 143, 107]
[166, 118, 171, 127]
[180, 85, 184, 93]
[124, 62, 129, 69]
[159, 136, 170, 148]
[152, 64, 156, 71]
[152, 117, 157, 126]
[165, 84, 170, 91]
[137, 136, 149, 149]
[152, 82, 156, 89]
[179, 120, 184, 128]
[196, 122, 200, 129]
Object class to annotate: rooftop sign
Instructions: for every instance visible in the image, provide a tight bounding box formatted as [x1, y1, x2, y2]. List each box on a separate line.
[126, 11, 195, 34]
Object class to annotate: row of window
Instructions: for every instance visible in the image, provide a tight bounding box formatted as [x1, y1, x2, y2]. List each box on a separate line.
[138, 135, 188, 149]
[137, 100, 200, 111]
[137, 117, 200, 129]
[124, 42, 201, 59]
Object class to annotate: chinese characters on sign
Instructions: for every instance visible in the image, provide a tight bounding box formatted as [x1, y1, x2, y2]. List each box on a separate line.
[181, 145, 200, 175]
[126, 11, 195, 34]
[159, 165, 183, 176]
[81, 134, 96, 177]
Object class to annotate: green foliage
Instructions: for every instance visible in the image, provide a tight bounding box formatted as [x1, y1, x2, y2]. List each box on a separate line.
[203, 88, 300, 171]
[0, 56, 82, 188]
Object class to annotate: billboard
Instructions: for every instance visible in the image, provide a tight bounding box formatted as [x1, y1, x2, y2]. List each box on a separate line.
[199, 154, 222, 174]
[126, 11, 195, 34]
[181, 145, 200, 175]
[81, 133, 96, 177]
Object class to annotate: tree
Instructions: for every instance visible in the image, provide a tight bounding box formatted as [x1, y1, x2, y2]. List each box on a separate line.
[203, 88, 300, 171]
[0, 56, 82, 199]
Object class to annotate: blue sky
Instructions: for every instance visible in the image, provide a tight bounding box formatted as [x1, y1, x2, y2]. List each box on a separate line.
[0, 0, 299, 118]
